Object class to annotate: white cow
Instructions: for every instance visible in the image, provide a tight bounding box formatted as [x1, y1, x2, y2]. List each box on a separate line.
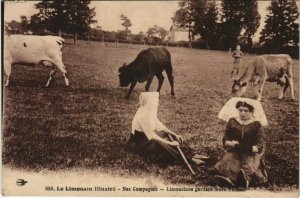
[232, 54, 295, 101]
[4, 35, 70, 87]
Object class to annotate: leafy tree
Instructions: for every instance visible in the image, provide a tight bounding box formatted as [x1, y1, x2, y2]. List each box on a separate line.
[20, 16, 29, 34]
[117, 30, 129, 40]
[67, 1, 96, 42]
[219, 0, 245, 49]
[145, 25, 168, 45]
[32, 0, 96, 43]
[173, 0, 219, 49]
[157, 27, 168, 40]
[132, 31, 145, 42]
[241, 0, 260, 50]
[146, 26, 157, 37]
[219, 0, 260, 50]
[90, 25, 103, 38]
[205, 0, 220, 49]
[192, 0, 207, 37]
[5, 20, 21, 34]
[138, 31, 145, 41]
[194, 0, 219, 49]
[32, 1, 69, 34]
[120, 14, 132, 38]
[172, 0, 194, 47]
[146, 25, 167, 39]
[28, 14, 45, 34]
[259, 0, 299, 53]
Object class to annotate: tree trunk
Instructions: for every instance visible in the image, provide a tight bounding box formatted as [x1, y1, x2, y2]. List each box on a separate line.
[247, 35, 253, 51]
[206, 39, 209, 50]
[73, 32, 77, 44]
[58, 29, 62, 37]
[188, 28, 192, 48]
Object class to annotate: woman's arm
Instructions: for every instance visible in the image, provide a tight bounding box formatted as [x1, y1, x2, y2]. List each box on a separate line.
[139, 120, 179, 146]
[253, 123, 265, 153]
[156, 120, 183, 143]
[152, 133, 179, 146]
[223, 119, 233, 146]
[232, 51, 236, 58]
[223, 119, 239, 148]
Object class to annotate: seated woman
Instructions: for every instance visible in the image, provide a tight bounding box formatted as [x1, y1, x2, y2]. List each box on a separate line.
[214, 100, 267, 189]
[127, 92, 202, 165]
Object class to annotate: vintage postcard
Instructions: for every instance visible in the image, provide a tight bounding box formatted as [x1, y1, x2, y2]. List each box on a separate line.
[2, 0, 299, 197]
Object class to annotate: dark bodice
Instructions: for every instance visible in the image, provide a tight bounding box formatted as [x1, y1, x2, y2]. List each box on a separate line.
[223, 118, 265, 153]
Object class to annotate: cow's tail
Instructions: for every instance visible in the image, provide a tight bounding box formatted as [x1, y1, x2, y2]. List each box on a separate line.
[283, 75, 290, 93]
[56, 37, 65, 51]
[165, 62, 173, 76]
[165, 52, 174, 79]
[165, 51, 175, 96]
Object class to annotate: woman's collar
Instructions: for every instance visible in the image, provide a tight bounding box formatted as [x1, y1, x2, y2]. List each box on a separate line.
[235, 116, 257, 125]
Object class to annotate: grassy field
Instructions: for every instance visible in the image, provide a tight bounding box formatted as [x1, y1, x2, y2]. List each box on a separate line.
[2, 41, 299, 190]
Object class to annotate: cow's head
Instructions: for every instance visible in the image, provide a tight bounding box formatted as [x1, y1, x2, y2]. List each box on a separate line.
[118, 63, 133, 87]
[232, 79, 248, 96]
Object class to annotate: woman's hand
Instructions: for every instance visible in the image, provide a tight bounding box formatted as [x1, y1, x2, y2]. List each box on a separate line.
[252, 146, 258, 153]
[170, 141, 180, 147]
[175, 135, 184, 143]
[225, 140, 239, 148]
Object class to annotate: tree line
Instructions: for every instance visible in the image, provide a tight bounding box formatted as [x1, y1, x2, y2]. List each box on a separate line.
[4, 0, 168, 45]
[4, 0, 299, 57]
[173, 0, 299, 57]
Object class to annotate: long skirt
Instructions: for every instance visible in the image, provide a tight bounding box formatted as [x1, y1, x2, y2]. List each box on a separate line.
[214, 151, 267, 185]
[127, 130, 194, 163]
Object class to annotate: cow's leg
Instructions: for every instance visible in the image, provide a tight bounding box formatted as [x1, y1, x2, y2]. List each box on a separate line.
[62, 73, 70, 87]
[278, 84, 285, 100]
[125, 81, 137, 99]
[156, 73, 164, 92]
[287, 76, 295, 100]
[4, 65, 11, 87]
[52, 58, 69, 86]
[4, 58, 12, 87]
[277, 75, 287, 100]
[231, 70, 234, 79]
[257, 77, 267, 101]
[45, 67, 56, 87]
[145, 75, 154, 92]
[253, 83, 260, 97]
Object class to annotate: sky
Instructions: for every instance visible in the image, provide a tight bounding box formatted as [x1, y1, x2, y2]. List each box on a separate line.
[2, 1, 288, 42]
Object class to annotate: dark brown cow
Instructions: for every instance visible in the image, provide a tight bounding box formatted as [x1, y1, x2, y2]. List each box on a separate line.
[118, 47, 175, 99]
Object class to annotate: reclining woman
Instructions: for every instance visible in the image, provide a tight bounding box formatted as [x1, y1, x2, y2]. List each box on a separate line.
[127, 92, 203, 165]
[214, 100, 268, 189]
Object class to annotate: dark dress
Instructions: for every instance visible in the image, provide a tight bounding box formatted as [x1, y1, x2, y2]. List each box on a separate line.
[127, 130, 194, 163]
[214, 118, 267, 185]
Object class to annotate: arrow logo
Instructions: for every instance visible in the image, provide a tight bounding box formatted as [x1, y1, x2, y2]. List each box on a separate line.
[16, 179, 28, 186]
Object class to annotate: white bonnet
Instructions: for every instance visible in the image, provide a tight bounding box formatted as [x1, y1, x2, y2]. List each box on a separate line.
[218, 97, 268, 126]
[139, 92, 159, 106]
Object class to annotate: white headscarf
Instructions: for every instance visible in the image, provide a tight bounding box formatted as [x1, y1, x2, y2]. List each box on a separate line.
[132, 92, 165, 140]
[218, 97, 268, 126]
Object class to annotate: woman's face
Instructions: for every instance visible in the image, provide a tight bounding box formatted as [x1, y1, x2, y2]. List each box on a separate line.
[238, 106, 252, 120]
